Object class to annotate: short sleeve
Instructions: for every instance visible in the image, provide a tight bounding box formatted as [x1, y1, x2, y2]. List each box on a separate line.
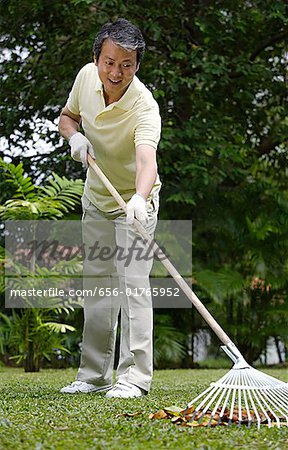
[66, 69, 83, 115]
[134, 105, 161, 149]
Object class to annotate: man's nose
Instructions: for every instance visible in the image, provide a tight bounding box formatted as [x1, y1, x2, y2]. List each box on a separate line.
[111, 66, 123, 77]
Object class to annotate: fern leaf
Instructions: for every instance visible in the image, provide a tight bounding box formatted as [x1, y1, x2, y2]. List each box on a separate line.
[0, 157, 36, 200]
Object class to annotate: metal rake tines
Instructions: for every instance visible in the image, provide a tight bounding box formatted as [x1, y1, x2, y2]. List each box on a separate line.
[185, 367, 288, 428]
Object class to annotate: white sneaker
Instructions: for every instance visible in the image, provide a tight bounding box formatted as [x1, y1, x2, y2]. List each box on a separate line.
[60, 380, 111, 394]
[105, 381, 144, 399]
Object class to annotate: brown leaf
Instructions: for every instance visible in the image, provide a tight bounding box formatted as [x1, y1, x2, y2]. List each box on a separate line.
[194, 411, 205, 421]
[209, 419, 219, 427]
[171, 416, 186, 424]
[163, 406, 184, 417]
[182, 405, 195, 416]
[200, 417, 212, 427]
[231, 414, 239, 422]
[183, 414, 194, 421]
[149, 410, 168, 420]
[184, 420, 201, 427]
[116, 411, 142, 418]
[219, 421, 229, 426]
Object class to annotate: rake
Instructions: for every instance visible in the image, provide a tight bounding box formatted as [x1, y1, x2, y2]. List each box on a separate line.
[87, 154, 288, 428]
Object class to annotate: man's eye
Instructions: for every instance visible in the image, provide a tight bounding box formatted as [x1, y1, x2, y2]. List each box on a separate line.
[106, 61, 113, 65]
[123, 64, 131, 68]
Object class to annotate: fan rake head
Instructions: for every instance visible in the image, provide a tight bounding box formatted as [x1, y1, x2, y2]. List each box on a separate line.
[185, 345, 288, 428]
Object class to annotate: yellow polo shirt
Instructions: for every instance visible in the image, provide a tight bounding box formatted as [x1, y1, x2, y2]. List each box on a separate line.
[66, 63, 161, 212]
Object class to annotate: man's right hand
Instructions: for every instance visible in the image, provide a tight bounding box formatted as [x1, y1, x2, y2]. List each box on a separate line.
[69, 132, 95, 168]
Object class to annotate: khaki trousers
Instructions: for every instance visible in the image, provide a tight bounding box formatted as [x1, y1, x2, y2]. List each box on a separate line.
[76, 195, 158, 392]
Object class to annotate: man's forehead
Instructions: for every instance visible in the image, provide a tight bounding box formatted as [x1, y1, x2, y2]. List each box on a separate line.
[100, 39, 137, 60]
[105, 55, 134, 62]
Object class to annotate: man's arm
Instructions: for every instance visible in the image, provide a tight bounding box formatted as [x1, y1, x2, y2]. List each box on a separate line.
[58, 106, 94, 167]
[135, 144, 158, 199]
[126, 144, 158, 225]
[58, 106, 81, 140]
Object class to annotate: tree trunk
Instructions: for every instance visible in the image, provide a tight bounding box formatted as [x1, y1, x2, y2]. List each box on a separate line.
[274, 336, 283, 364]
[24, 340, 40, 372]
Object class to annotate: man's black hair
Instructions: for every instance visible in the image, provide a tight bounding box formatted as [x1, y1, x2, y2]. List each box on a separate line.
[93, 18, 145, 64]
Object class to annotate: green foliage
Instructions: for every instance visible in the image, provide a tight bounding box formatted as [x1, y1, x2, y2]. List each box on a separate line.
[1, 1, 287, 164]
[1, 243, 83, 371]
[153, 314, 187, 369]
[0, 157, 84, 220]
[0, 308, 75, 372]
[0, 158, 84, 371]
[195, 268, 246, 304]
[1, 1, 288, 366]
[195, 270, 288, 364]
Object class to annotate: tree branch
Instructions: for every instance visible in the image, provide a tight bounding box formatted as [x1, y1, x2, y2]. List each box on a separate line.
[257, 137, 282, 155]
[249, 31, 288, 61]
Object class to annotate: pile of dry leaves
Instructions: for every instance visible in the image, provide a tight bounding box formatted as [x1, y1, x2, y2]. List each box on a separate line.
[148, 405, 283, 427]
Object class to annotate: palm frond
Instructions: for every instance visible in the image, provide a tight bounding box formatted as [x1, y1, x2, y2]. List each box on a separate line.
[0, 157, 36, 200]
[154, 315, 186, 367]
[38, 322, 76, 333]
[195, 268, 246, 303]
[39, 173, 84, 210]
[0, 199, 64, 220]
[0, 159, 84, 220]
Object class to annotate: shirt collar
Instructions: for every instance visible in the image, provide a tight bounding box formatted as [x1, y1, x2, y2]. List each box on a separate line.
[94, 66, 140, 111]
[95, 69, 102, 92]
[114, 78, 139, 111]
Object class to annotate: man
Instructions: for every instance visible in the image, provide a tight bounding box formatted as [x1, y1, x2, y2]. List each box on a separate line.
[59, 18, 161, 398]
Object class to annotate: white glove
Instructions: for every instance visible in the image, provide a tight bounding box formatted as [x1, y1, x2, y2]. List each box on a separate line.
[126, 193, 148, 226]
[69, 132, 95, 168]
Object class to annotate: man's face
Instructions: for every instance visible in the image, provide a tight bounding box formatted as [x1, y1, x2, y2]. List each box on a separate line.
[96, 38, 139, 102]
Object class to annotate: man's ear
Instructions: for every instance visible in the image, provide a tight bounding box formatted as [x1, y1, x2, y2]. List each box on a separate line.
[135, 63, 140, 73]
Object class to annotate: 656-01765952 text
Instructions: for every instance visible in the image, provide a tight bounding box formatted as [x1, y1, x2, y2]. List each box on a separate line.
[8, 286, 180, 299]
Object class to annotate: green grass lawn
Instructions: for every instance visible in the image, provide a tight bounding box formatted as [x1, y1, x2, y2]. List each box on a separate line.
[0, 367, 287, 449]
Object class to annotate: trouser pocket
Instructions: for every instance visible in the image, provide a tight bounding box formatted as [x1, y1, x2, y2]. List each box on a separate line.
[81, 194, 93, 220]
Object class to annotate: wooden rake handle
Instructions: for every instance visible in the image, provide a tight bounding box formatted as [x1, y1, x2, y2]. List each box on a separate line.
[87, 154, 232, 346]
